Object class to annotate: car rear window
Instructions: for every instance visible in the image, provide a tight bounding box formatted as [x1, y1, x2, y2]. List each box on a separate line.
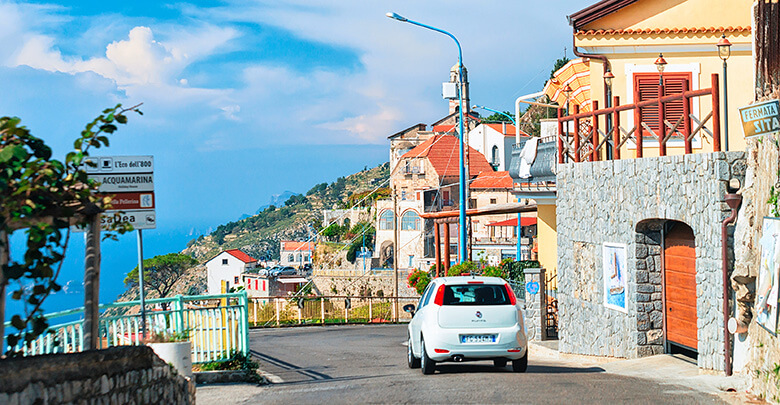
[442, 284, 511, 306]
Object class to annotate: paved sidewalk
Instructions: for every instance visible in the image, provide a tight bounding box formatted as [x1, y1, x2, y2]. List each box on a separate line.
[528, 340, 764, 404]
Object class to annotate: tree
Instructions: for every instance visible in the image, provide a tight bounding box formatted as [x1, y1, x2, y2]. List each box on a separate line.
[549, 56, 571, 80]
[124, 253, 198, 308]
[481, 111, 514, 123]
[1, 104, 139, 355]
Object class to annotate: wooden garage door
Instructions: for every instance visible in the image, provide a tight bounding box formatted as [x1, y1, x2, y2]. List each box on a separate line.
[664, 224, 697, 351]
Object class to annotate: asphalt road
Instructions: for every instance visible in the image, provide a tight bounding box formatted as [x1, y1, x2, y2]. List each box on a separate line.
[197, 324, 724, 404]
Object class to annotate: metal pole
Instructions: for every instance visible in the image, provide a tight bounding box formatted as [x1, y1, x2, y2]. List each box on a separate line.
[83, 214, 101, 350]
[386, 13, 466, 263]
[393, 187, 399, 322]
[723, 60, 729, 152]
[457, 61, 467, 264]
[137, 229, 147, 339]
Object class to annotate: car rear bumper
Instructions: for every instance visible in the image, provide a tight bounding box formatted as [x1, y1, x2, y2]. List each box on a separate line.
[423, 324, 527, 362]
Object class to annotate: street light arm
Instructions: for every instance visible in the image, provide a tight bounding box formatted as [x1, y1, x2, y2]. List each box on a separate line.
[386, 13, 463, 63]
[474, 105, 516, 125]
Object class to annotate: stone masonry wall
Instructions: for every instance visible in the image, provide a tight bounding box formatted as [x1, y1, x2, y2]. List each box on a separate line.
[557, 151, 745, 371]
[732, 127, 780, 401]
[0, 346, 195, 404]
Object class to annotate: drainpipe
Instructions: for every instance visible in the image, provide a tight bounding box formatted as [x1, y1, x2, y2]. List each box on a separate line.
[722, 192, 742, 376]
[571, 34, 610, 117]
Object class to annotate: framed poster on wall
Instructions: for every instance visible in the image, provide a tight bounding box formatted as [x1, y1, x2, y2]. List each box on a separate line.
[603, 243, 628, 313]
[757, 217, 780, 335]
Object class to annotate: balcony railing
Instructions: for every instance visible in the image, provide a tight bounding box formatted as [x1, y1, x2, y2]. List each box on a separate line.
[509, 136, 558, 183]
[556, 73, 721, 163]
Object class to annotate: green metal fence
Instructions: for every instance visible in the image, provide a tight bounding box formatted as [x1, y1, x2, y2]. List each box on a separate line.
[248, 295, 419, 327]
[3, 292, 249, 363]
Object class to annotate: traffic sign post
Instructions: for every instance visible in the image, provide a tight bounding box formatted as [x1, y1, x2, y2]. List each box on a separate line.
[86, 155, 155, 338]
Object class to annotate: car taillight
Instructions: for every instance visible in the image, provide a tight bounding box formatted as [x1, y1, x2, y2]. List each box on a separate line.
[434, 348, 450, 354]
[433, 284, 446, 306]
[467, 281, 483, 284]
[504, 283, 517, 306]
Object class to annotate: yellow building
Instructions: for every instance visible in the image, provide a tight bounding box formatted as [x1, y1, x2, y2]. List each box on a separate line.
[546, 0, 753, 157]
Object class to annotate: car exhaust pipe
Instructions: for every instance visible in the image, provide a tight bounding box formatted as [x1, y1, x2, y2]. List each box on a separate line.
[452, 355, 464, 362]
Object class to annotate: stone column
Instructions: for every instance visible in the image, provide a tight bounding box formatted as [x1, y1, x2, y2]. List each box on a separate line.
[523, 267, 547, 341]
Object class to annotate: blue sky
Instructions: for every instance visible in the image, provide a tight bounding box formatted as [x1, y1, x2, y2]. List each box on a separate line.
[1, 0, 594, 314]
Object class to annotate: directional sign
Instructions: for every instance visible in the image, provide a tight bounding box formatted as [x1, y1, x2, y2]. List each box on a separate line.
[101, 210, 156, 230]
[84, 155, 153, 174]
[90, 173, 154, 193]
[102, 192, 155, 210]
[739, 99, 780, 138]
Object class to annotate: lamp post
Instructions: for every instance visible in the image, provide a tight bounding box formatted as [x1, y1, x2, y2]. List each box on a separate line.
[563, 84, 573, 163]
[717, 34, 732, 152]
[473, 104, 522, 260]
[604, 70, 615, 160]
[655, 54, 668, 154]
[387, 12, 468, 263]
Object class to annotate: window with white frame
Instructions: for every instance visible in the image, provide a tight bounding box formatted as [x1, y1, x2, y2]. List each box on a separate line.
[379, 210, 394, 230]
[401, 211, 420, 231]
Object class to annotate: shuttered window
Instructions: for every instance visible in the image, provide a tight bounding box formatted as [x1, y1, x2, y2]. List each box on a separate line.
[634, 73, 692, 138]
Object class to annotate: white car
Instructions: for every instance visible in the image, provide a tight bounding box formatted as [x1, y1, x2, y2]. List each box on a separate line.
[404, 276, 528, 374]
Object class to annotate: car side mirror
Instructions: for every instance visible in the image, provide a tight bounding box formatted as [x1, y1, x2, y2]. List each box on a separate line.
[403, 304, 416, 316]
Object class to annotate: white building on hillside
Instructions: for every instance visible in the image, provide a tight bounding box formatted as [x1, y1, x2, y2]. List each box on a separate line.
[206, 249, 257, 294]
[468, 123, 529, 171]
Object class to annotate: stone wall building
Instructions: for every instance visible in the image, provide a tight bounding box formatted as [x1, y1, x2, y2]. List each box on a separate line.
[557, 152, 745, 370]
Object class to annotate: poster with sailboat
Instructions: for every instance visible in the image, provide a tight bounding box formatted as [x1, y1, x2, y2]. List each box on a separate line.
[603, 243, 628, 313]
[757, 217, 780, 335]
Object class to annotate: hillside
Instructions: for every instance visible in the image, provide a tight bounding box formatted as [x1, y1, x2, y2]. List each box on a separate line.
[182, 162, 390, 263]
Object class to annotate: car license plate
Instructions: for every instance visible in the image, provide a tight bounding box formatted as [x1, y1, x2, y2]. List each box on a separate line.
[460, 334, 496, 344]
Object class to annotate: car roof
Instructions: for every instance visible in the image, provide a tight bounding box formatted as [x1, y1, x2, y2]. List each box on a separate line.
[433, 276, 508, 285]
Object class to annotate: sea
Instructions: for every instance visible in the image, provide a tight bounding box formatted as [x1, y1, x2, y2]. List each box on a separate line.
[3, 222, 205, 324]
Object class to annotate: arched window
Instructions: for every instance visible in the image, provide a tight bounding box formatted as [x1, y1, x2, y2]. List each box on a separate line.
[491, 145, 500, 166]
[401, 211, 420, 231]
[379, 210, 394, 230]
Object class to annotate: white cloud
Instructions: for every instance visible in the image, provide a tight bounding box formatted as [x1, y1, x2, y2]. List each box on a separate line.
[12, 24, 238, 88]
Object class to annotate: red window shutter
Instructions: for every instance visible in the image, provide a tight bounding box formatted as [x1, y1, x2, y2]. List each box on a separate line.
[634, 73, 691, 139]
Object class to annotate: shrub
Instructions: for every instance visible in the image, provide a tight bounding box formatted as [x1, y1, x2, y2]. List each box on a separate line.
[447, 261, 478, 277]
[407, 269, 431, 295]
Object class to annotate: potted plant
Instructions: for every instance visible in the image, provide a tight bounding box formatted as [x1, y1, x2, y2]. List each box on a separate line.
[145, 329, 193, 378]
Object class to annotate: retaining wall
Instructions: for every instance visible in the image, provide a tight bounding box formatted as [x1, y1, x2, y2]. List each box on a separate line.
[0, 346, 195, 404]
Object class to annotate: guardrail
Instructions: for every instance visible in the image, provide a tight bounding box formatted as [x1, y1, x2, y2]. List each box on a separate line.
[3, 292, 249, 363]
[248, 295, 419, 327]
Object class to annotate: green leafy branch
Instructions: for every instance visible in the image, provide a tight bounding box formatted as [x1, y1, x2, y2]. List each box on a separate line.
[1, 103, 141, 355]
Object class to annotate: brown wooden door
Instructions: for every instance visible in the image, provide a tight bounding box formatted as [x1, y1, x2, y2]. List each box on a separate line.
[664, 224, 698, 350]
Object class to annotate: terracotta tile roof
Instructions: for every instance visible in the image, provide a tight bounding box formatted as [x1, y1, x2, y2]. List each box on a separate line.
[282, 241, 315, 252]
[482, 123, 531, 137]
[576, 26, 751, 36]
[470, 171, 513, 189]
[400, 135, 494, 178]
[432, 124, 456, 133]
[486, 217, 537, 227]
[225, 249, 257, 263]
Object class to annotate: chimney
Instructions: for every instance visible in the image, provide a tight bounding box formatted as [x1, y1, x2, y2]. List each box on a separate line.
[502, 122, 506, 135]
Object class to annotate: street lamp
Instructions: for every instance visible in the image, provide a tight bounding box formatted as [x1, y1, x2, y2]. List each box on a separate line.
[718, 34, 733, 151]
[474, 104, 522, 261]
[654, 53, 667, 83]
[386, 12, 468, 263]
[563, 84, 573, 163]
[603, 70, 615, 159]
